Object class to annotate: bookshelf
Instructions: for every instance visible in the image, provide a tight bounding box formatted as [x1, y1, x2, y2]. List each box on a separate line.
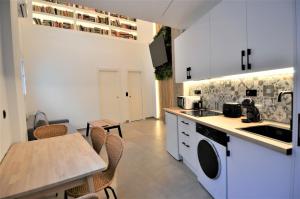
[31, 0, 138, 40]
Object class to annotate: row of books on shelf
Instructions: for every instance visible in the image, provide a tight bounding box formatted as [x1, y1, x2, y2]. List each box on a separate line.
[77, 25, 109, 35]
[44, 0, 73, 7]
[39, 0, 136, 22]
[110, 13, 136, 22]
[111, 30, 137, 40]
[41, 0, 109, 16]
[32, 17, 138, 40]
[75, 4, 109, 15]
[33, 5, 74, 17]
[110, 19, 137, 30]
[33, 18, 74, 29]
[77, 13, 109, 25]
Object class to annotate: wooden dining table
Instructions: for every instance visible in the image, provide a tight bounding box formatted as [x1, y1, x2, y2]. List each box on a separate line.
[0, 133, 106, 199]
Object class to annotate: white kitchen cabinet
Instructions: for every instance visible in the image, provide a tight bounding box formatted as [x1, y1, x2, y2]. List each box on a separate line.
[174, 0, 295, 81]
[246, 0, 294, 71]
[210, 0, 247, 78]
[165, 112, 181, 160]
[174, 14, 210, 83]
[227, 136, 293, 199]
[177, 116, 197, 173]
[174, 31, 189, 83]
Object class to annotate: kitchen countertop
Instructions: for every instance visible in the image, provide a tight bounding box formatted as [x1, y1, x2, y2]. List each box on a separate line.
[164, 107, 292, 155]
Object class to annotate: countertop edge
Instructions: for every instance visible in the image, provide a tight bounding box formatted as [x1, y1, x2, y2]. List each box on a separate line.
[164, 108, 292, 155]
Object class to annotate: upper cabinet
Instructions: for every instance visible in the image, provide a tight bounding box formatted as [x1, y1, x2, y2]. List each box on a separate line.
[174, 28, 190, 83]
[174, 0, 294, 82]
[210, 0, 247, 78]
[246, 0, 294, 71]
[174, 14, 210, 83]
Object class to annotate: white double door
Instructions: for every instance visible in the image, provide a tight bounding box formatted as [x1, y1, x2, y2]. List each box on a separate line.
[98, 70, 143, 123]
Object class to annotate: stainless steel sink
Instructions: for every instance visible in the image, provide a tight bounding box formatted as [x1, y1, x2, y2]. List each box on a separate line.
[239, 125, 292, 143]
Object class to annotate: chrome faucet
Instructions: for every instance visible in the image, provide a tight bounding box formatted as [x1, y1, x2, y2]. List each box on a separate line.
[278, 91, 293, 130]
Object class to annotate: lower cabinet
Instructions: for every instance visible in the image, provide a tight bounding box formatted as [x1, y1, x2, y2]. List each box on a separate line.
[227, 136, 293, 199]
[177, 116, 198, 173]
[165, 112, 181, 160]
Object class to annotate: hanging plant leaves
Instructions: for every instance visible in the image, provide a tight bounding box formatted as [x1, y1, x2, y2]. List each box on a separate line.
[153, 26, 172, 80]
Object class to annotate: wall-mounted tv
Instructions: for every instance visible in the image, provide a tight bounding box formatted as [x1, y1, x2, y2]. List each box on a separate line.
[149, 34, 168, 67]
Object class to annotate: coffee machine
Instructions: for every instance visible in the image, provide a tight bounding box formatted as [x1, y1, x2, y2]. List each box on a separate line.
[241, 98, 261, 123]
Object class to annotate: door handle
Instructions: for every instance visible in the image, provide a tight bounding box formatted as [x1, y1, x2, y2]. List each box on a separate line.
[186, 67, 191, 79]
[297, 114, 300, 146]
[241, 50, 245, 70]
[182, 142, 190, 148]
[181, 132, 190, 137]
[247, 49, 252, 70]
[2, 110, 6, 119]
[181, 121, 189, 125]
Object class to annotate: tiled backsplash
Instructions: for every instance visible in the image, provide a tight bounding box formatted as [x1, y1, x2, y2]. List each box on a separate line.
[185, 74, 293, 124]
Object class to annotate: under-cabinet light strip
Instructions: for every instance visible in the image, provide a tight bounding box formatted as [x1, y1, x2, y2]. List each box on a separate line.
[184, 67, 294, 85]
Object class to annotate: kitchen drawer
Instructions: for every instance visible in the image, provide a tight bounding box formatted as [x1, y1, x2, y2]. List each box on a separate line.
[178, 116, 195, 133]
[179, 135, 191, 159]
[179, 130, 191, 145]
[177, 116, 195, 167]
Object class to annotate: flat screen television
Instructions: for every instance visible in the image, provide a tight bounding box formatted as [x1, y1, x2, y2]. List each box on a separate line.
[149, 34, 168, 67]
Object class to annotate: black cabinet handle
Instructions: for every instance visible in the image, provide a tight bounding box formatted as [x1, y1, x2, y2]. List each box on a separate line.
[181, 132, 190, 137]
[2, 110, 6, 119]
[247, 49, 252, 70]
[186, 67, 191, 79]
[181, 121, 189, 125]
[182, 142, 190, 148]
[227, 150, 230, 156]
[241, 50, 245, 70]
[297, 114, 300, 146]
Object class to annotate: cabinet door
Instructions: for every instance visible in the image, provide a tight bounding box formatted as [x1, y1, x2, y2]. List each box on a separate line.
[246, 0, 294, 71]
[187, 14, 210, 81]
[177, 117, 196, 171]
[174, 14, 210, 82]
[174, 32, 190, 83]
[227, 136, 292, 199]
[210, 0, 247, 78]
[165, 112, 180, 160]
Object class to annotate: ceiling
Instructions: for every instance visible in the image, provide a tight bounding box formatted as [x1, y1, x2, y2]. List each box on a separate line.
[66, 0, 221, 29]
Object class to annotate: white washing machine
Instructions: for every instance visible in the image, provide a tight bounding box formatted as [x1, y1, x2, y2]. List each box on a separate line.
[194, 123, 229, 199]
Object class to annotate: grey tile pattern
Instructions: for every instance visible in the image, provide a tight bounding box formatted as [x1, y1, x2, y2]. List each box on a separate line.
[187, 74, 293, 124]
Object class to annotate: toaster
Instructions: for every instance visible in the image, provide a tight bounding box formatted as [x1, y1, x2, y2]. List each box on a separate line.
[223, 103, 242, 118]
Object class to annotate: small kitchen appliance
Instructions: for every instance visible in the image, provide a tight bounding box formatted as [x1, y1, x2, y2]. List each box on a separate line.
[223, 103, 242, 118]
[177, 96, 200, 109]
[241, 98, 261, 123]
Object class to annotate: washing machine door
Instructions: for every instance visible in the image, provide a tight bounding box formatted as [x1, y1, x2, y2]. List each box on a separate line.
[197, 139, 221, 179]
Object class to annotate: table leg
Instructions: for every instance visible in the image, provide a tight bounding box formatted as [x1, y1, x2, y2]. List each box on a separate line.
[117, 125, 123, 138]
[86, 122, 90, 137]
[87, 176, 95, 193]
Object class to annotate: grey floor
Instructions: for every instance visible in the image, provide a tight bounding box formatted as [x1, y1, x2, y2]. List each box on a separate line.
[79, 119, 212, 199]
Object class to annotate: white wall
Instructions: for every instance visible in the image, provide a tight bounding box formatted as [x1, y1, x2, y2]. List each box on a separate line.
[19, 17, 156, 128]
[0, 0, 27, 159]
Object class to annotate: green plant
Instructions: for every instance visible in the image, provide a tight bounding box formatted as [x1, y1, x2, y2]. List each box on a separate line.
[153, 26, 172, 80]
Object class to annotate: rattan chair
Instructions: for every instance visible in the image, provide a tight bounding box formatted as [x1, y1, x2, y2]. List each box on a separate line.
[65, 134, 124, 199]
[91, 127, 107, 154]
[33, 124, 68, 139]
[78, 193, 99, 199]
